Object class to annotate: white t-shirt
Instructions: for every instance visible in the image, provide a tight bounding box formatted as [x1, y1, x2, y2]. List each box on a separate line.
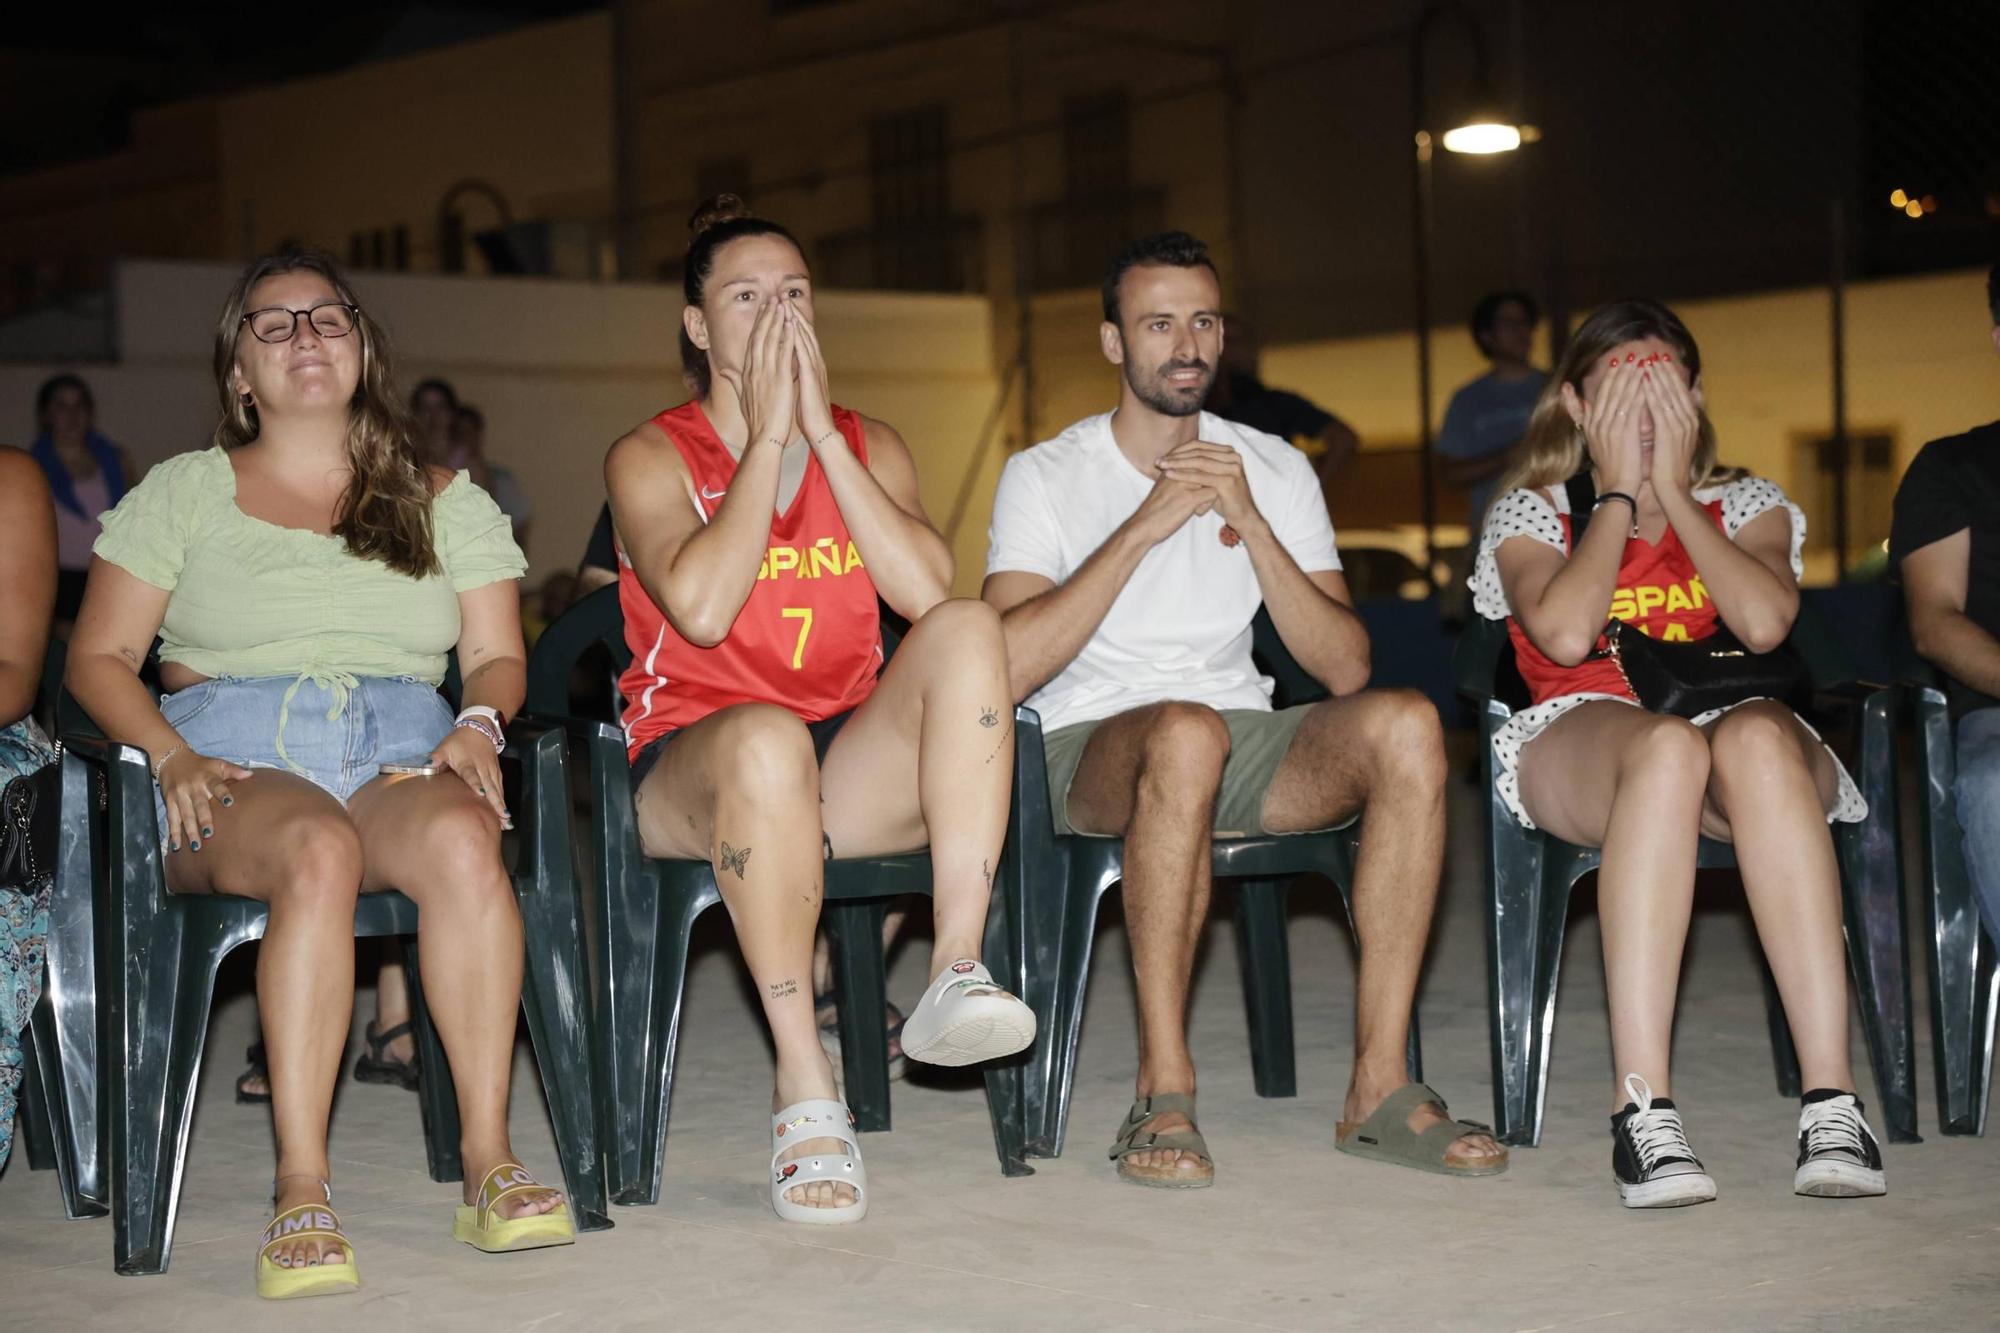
[986, 410, 1342, 734]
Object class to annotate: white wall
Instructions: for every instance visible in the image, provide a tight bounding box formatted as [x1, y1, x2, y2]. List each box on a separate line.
[3, 260, 1002, 593]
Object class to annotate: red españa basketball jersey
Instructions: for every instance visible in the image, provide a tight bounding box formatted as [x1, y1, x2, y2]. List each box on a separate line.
[618, 401, 883, 759]
[1510, 495, 1730, 706]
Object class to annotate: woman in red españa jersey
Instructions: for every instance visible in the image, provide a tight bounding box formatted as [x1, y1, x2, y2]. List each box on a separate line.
[1473, 300, 1884, 1209]
[604, 197, 1033, 1225]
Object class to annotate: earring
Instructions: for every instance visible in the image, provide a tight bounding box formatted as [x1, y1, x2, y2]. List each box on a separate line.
[240, 392, 253, 407]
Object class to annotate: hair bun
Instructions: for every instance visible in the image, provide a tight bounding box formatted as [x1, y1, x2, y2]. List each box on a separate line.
[688, 193, 753, 236]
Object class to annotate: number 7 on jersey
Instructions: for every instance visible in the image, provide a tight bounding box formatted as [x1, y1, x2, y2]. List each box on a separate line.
[780, 606, 814, 670]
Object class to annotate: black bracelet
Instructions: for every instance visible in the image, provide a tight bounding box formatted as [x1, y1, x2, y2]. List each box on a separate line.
[1593, 491, 1637, 514]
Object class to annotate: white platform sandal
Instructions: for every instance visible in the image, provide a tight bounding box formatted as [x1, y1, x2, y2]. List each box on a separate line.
[770, 1097, 867, 1225]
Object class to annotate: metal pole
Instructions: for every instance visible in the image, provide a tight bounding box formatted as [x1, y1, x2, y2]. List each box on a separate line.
[1829, 197, 1849, 582]
[1413, 131, 1439, 592]
[1011, 18, 1036, 452]
[1410, 7, 1440, 596]
[612, 0, 641, 280]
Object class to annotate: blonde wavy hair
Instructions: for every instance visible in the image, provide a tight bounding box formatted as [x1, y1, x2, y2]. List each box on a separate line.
[1492, 297, 1741, 501]
[212, 249, 439, 578]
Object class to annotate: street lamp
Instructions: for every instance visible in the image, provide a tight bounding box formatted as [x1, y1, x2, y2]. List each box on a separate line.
[1410, 1, 1525, 595]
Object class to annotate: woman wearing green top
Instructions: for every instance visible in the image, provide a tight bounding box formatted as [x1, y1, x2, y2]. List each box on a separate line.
[65, 249, 573, 1299]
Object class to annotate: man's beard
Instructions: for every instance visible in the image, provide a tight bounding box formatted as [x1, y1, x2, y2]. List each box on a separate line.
[1126, 357, 1213, 417]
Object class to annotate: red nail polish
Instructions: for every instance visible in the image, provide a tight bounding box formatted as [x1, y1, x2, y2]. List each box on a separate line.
[1626, 353, 1636, 363]
[1608, 357, 1618, 367]
[1662, 353, 1673, 362]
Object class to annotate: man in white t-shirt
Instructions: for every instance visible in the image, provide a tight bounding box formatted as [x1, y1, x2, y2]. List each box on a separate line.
[984, 232, 1506, 1188]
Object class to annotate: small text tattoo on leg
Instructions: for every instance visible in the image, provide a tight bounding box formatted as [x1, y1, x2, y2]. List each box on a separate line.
[982, 858, 993, 889]
[768, 978, 800, 1000]
[719, 842, 752, 878]
[979, 706, 999, 728]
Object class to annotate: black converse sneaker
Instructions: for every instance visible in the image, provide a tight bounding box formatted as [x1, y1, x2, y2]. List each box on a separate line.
[1793, 1088, 1886, 1198]
[1610, 1074, 1717, 1208]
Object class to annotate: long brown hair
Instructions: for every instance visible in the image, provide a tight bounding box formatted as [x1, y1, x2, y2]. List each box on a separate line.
[212, 248, 439, 578]
[1492, 297, 1739, 501]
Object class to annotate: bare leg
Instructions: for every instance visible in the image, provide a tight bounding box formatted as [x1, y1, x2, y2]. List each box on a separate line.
[347, 774, 561, 1219]
[1066, 702, 1230, 1180]
[819, 599, 1015, 975]
[1519, 702, 1710, 1111]
[635, 704, 852, 1210]
[166, 772, 361, 1270]
[1699, 701, 1854, 1093]
[1262, 689, 1502, 1165]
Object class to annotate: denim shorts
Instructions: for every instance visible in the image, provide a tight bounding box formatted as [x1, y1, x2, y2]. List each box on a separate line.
[155, 674, 454, 834]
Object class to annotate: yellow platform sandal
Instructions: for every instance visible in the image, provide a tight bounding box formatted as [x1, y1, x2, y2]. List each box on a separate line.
[256, 1178, 360, 1301]
[453, 1162, 576, 1253]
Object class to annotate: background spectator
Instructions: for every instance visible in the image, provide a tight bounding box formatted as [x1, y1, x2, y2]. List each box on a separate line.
[1205, 313, 1360, 482]
[453, 404, 534, 558]
[1440, 291, 1547, 620]
[28, 373, 138, 627]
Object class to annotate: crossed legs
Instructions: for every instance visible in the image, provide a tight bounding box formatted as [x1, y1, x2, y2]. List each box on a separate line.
[632, 597, 1016, 1212]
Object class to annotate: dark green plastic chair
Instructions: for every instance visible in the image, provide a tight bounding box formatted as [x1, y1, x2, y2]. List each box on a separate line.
[36, 706, 610, 1273]
[996, 608, 1421, 1171]
[1454, 608, 1918, 1147]
[1905, 672, 1996, 1136]
[523, 584, 1023, 1202]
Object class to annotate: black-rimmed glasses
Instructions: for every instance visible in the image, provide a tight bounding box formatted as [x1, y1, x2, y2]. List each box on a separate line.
[242, 303, 359, 344]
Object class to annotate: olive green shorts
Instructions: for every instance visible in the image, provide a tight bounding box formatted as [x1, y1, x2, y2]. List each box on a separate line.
[1041, 704, 1322, 838]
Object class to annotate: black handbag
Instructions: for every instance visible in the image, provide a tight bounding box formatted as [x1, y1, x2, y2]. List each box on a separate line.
[0, 749, 59, 887]
[1564, 473, 1804, 719]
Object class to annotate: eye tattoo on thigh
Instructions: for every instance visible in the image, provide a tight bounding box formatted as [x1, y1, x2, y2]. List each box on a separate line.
[718, 841, 752, 878]
[979, 706, 999, 728]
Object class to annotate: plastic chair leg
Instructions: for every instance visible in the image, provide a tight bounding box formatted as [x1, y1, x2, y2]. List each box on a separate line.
[1487, 825, 1577, 1147]
[1916, 686, 1995, 1136]
[402, 940, 464, 1184]
[825, 899, 893, 1132]
[17, 1032, 57, 1172]
[1034, 866, 1114, 1158]
[1234, 879, 1297, 1099]
[516, 868, 612, 1229]
[111, 929, 225, 1276]
[1931, 893, 1996, 1136]
[612, 885, 708, 1206]
[47, 747, 106, 1213]
[1835, 692, 1920, 1142]
[980, 880, 1033, 1177]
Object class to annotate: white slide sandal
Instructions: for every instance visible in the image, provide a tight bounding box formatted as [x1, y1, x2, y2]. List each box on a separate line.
[770, 1097, 867, 1225]
[899, 959, 1038, 1067]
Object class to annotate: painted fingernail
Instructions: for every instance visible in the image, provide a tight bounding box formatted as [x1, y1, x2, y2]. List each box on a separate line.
[1626, 353, 1636, 363]
[201, 826, 212, 838]
[221, 796, 233, 807]
[168, 841, 179, 852]
[1662, 353, 1673, 362]
[478, 786, 488, 795]
[190, 840, 200, 852]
